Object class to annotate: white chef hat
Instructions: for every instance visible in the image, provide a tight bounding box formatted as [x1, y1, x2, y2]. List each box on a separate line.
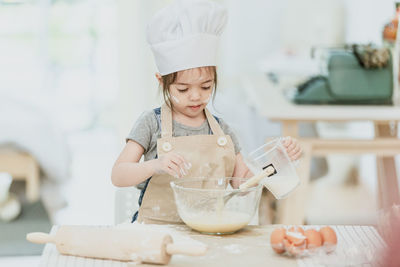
[147, 0, 227, 76]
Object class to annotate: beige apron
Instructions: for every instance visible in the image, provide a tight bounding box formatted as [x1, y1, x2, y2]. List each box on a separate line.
[137, 104, 236, 224]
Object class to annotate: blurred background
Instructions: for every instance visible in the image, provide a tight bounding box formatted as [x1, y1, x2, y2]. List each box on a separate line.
[0, 0, 399, 265]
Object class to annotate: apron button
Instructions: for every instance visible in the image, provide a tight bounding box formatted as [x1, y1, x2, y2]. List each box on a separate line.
[162, 142, 172, 152]
[217, 136, 227, 146]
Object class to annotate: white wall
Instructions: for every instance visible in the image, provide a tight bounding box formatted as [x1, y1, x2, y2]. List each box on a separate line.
[219, 0, 286, 75]
[344, 0, 395, 44]
[116, 0, 167, 141]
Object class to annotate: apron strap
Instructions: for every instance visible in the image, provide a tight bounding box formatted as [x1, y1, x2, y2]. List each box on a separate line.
[204, 108, 225, 136]
[161, 103, 173, 138]
[160, 104, 225, 137]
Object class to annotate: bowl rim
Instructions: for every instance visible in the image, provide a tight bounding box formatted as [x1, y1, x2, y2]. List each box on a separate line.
[169, 177, 262, 193]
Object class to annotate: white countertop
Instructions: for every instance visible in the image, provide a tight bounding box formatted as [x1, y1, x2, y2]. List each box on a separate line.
[38, 224, 385, 267]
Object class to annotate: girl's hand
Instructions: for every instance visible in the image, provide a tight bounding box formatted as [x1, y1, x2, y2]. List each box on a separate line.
[152, 152, 191, 178]
[282, 136, 302, 161]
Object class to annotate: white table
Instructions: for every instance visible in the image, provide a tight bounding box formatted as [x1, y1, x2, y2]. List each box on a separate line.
[242, 74, 400, 224]
[38, 225, 385, 267]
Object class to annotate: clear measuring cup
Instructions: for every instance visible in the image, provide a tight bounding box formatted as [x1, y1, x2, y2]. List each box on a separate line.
[244, 137, 300, 199]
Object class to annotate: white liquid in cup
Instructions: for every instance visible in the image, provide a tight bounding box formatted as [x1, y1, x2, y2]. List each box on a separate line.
[262, 175, 299, 199]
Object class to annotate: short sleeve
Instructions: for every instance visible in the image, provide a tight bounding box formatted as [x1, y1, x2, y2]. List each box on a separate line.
[126, 110, 158, 153]
[218, 118, 242, 154]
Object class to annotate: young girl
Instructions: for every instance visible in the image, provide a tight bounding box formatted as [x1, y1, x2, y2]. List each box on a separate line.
[111, 0, 302, 224]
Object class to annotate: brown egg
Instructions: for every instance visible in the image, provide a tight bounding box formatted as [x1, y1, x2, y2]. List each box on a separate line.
[304, 229, 322, 250]
[320, 226, 337, 253]
[270, 228, 286, 254]
[286, 226, 306, 245]
[286, 230, 306, 246]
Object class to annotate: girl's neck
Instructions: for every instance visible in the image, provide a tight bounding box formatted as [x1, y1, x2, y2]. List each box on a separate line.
[172, 108, 206, 128]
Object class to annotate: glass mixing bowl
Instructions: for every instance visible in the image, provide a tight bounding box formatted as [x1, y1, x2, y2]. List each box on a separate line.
[170, 177, 262, 235]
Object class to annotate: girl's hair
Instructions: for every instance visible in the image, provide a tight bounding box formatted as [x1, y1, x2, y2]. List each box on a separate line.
[160, 66, 217, 109]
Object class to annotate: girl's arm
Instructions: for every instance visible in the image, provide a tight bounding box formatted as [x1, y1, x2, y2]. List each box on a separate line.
[111, 140, 156, 187]
[232, 153, 254, 178]
[231, 153, 253, 188]
[111, 140, 190, 187]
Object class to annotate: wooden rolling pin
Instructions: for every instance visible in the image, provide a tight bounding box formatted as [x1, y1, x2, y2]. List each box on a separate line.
[27, 225, 207, 265]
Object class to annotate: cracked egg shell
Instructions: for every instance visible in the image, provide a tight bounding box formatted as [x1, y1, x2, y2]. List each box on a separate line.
[288, 225, 305, 235]
[286, 230, 306, 246]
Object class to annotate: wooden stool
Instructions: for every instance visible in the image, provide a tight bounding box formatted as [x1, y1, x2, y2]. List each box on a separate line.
[0, 149, 40, 202]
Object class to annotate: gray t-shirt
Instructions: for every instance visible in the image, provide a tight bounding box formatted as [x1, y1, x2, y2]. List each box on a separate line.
[126, 108, 241, 189]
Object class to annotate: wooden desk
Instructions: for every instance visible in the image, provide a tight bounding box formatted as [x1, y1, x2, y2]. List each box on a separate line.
[38, 224, 385, 267]
[242, 74, 400, 224]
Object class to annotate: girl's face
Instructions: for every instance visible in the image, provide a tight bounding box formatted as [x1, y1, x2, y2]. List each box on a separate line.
[168, 67, 214, 118]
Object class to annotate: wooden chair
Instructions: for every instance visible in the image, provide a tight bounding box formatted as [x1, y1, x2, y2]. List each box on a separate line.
[0, 149, 40, 202]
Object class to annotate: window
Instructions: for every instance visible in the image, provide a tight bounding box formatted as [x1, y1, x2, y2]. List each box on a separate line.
[0, 0, 118, 131]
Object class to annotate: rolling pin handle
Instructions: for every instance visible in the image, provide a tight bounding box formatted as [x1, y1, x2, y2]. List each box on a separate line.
[26, 232, 55, 244]
[166, 243, 207, 256]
